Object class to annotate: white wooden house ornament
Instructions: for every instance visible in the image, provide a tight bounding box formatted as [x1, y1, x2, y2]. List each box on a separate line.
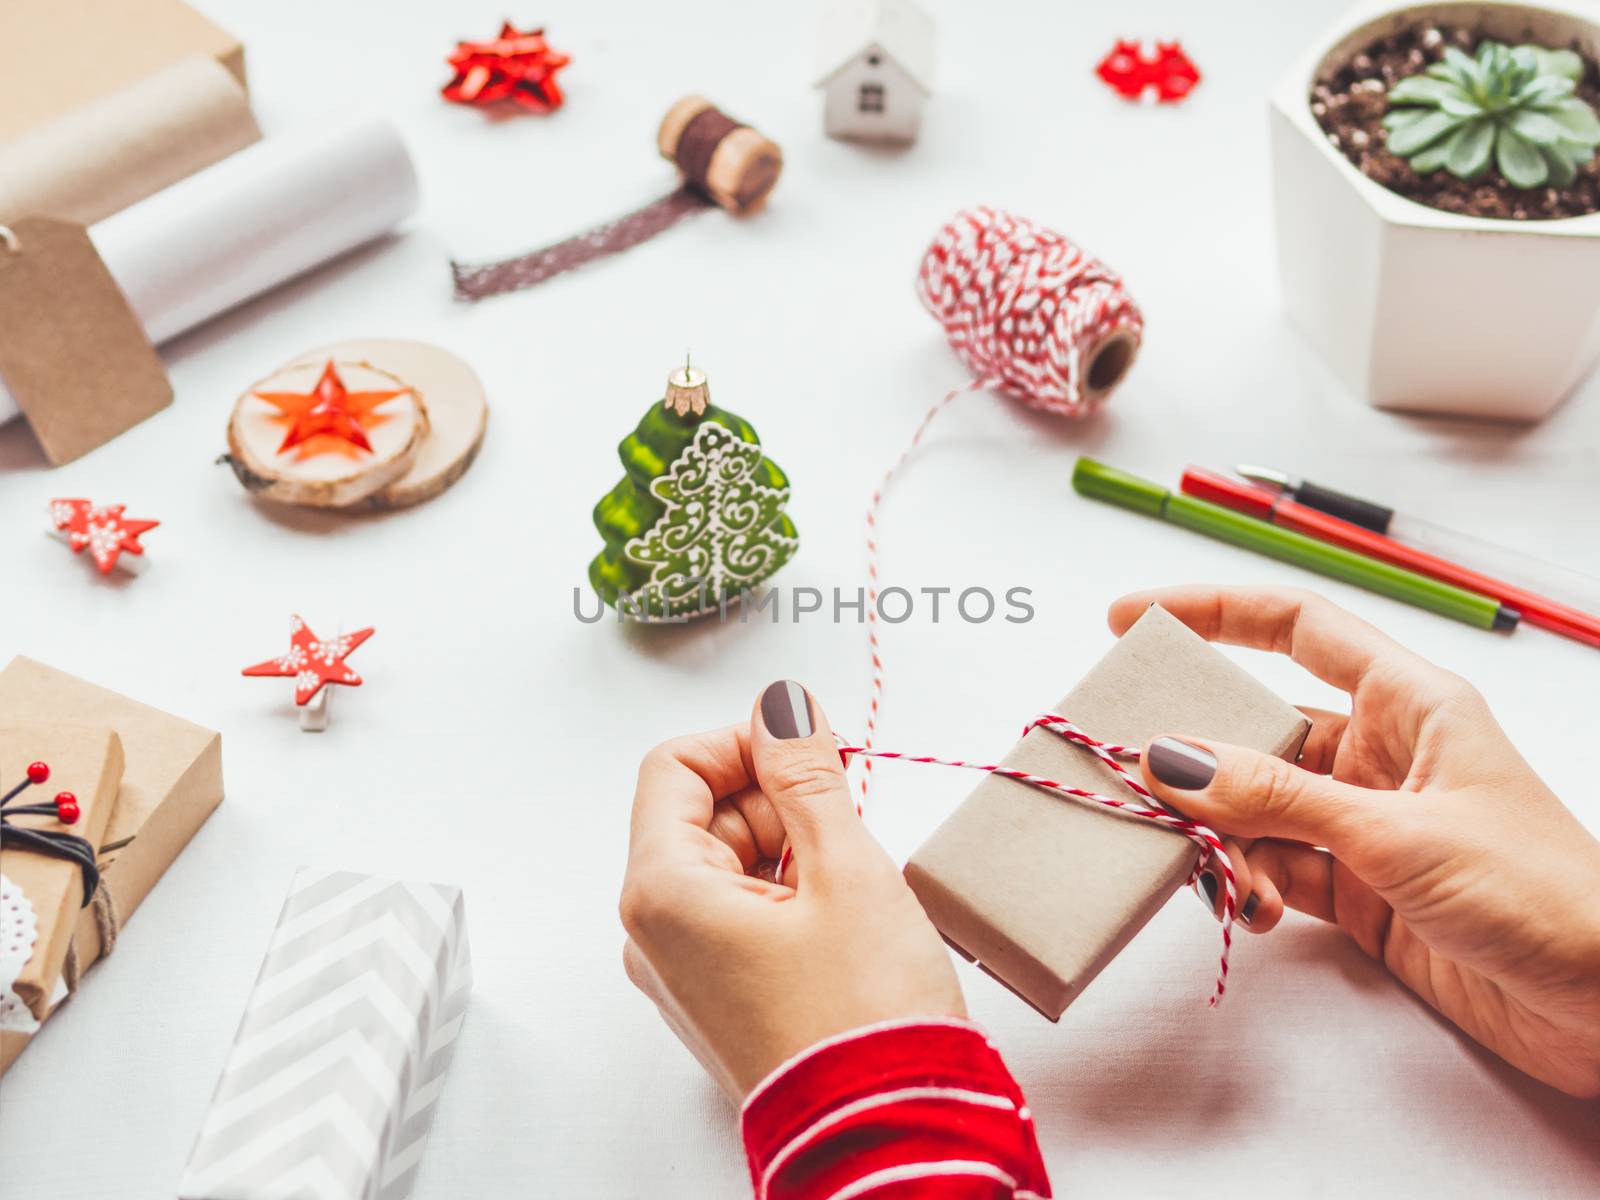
[815, 0, 935, 144]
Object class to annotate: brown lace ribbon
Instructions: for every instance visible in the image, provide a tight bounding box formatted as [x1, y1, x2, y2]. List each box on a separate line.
[452, 104, 750, 300]
[451, 186, 710, 299]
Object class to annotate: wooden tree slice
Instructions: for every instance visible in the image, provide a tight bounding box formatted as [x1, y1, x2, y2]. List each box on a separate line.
[283, 339, 489, 511]
[227, 356, 427, 508]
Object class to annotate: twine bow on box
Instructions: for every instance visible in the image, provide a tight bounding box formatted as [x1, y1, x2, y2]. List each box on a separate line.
[801, 717, 1241, 1006]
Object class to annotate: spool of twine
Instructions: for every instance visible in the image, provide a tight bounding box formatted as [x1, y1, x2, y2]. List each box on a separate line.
[657, 96, 783, 214]
[916, 208, 1143, 417]
[855, 208, 1146, 805]
[452, 96, 782, 299]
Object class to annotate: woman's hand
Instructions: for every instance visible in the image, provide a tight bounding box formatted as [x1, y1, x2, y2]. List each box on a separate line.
[619, 680, 964, 1101]
[1115, 585, 1600, 1098]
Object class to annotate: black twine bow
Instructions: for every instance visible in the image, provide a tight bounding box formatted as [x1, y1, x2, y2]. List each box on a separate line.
[1, 766, 99, 906]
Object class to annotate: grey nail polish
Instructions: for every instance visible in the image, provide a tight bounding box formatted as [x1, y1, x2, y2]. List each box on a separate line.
[1241, 892, 1260, 925]
[760, 680, 813, 739]
[1198, 872, 1219, 915]
[1147, 737, 1217, 790]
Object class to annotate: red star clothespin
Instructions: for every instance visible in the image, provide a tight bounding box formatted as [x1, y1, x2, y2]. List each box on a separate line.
[251, 360, 409, 460]
[48, 498, 158, 575]
[242, 615, 374, 730]
[443, 22, 571, 112]
[1095, 39, 1201, 103]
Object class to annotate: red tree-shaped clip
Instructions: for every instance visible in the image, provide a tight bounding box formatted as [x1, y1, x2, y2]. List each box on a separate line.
[49, 499, 158, 575]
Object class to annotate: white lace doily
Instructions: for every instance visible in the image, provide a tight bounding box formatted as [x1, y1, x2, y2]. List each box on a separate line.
[1, 872, 41, 1033]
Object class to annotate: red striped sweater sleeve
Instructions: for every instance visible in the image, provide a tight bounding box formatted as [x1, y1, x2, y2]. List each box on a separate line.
[740, 1018, 1051, 1200]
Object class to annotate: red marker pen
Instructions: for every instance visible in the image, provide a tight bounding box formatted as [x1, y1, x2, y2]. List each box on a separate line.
[1181, 466, 1600, 650]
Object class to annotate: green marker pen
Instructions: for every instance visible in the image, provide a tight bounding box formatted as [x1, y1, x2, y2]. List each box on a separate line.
[1072, 458, 1519, 633]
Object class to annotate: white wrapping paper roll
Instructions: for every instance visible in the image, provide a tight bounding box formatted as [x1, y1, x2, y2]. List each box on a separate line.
[0, 115, 419, 424]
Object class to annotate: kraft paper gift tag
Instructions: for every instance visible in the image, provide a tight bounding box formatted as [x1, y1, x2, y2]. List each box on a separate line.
[0, 722, 124, 1022]
[0, 217, 172, 464]
[905, 604, 1310, 1019]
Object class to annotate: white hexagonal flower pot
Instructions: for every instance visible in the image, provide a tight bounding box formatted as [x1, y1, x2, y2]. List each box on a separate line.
[1270, 1, 1600, 420]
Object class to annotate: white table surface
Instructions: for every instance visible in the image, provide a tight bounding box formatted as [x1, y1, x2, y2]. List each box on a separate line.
[3, 1, 1598, 1195]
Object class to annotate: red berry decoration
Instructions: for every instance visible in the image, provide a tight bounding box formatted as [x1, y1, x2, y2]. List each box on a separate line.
[0, 761, 98, 908]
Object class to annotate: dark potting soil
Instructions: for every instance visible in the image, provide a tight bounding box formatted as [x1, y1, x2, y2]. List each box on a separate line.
[1311, 23, 1600, 220]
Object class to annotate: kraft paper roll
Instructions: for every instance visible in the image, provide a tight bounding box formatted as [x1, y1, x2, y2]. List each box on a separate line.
[0, 56, 261, 227]
[0, 115, 420, 426]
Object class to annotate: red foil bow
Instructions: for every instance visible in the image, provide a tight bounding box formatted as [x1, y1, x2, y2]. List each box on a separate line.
[443, 22, 571, 112]
[1095, 39, 1201, 103]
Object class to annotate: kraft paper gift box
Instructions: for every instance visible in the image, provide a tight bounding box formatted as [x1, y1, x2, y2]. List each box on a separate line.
[1, 722, 123, 1025]
[0, 0, 246, 142]
[904, 605, 1310, 1019]
[0, 656, 224, 1073]
[180, 868, 472, 1200]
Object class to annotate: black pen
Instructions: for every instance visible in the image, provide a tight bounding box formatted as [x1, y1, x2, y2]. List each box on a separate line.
[1237, 465, 1600, 614]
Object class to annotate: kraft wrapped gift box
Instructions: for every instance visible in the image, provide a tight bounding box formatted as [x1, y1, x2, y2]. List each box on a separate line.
[180, 868, 472, 1200]
[0, 656, 223, 1073]
[904, 604, 1310, 1019]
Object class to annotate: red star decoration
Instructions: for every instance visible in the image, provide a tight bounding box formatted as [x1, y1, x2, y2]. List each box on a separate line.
[1095, 39, 1201, 103]
[443, 22, 571, 112]
[252, 361, 410, 460]
[241, 615, 375, 706]
[49, 498, 158, 574]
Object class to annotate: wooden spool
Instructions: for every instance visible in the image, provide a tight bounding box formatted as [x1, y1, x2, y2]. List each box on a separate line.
[657, 95, 782, 214]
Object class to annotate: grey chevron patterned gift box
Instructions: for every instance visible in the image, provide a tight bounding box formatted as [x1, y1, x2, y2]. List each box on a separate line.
[179, 868, 471, 1200]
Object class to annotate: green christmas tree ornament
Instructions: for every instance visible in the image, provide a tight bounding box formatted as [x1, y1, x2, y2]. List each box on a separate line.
[590, 362, 799, 619]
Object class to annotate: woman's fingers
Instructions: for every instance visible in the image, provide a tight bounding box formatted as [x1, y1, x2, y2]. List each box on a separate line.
[1295, 706, 1350, 775]
[1142, 734, 1391, 858]
[1196, 835, 1255, 922]
[707, 786, 787, 873]
[631, 724, 753, 855]
[1108, 586, 1420, 695]
[1238, 844, 1285, 932]
[1244, 840, 1338, 923]
[624, 728, 773, 958]
[1242, 839, 1388, 940]
[1192, 837, 1284, 933]
[748, 680, 890, 890]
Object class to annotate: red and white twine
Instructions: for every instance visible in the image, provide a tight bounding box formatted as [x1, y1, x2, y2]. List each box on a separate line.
[858, 382, 976, 810]
[838, 211, 1233, 1001]
[860, 209, 1144, 808]
[914, 206, 1144, 418]
[838, 715, 1238, 1007]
